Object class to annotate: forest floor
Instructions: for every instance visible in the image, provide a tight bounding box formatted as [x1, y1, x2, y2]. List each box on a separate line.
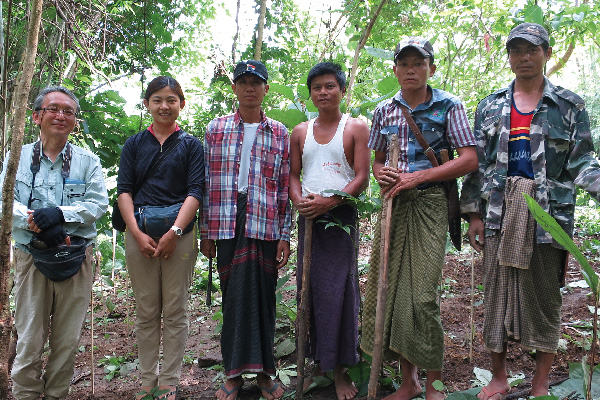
[6, 233, 599, 400]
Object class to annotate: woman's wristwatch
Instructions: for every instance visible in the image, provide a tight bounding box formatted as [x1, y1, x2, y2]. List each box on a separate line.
[170, 225, 183, 237]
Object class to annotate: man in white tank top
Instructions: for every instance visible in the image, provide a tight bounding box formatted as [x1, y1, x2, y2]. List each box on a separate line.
[289, 62, 371, 400]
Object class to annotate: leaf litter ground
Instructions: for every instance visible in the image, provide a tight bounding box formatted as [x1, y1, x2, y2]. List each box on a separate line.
[6, 235, 599, 399]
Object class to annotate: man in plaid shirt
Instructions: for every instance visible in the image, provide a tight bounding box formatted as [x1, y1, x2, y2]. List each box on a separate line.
[201, 60, 290, 400]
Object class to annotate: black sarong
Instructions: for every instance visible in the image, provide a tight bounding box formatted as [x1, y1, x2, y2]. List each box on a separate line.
[217, 193, 279, 378]
[297, 204, 360, 371]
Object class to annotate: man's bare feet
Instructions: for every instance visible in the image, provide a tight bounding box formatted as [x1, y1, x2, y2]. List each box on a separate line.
[382, 381, 423, 400]
[425, 386, 446, 400]
[477, 380, 510, 400]
[529, 378, 549, 398]
[215, 376, 243, 400]
[334, 366, 358, 400]
[257, 372, 285, 400]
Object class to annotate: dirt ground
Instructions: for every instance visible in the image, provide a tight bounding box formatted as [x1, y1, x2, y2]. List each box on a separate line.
[6, 234, 599, 399]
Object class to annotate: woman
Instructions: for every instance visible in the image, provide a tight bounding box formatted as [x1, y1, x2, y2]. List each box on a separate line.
[117, 76, 204, 400]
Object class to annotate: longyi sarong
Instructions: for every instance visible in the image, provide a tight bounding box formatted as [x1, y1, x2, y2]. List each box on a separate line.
[217, 193, 279, 378]
[361, 186, 447, 371]
[297, 204, 360, 372]
[482, 180, 565, 353]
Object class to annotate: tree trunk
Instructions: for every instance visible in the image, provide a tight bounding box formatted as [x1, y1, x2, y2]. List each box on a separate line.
[345, 0, 389, 108]
[0, 0, 44, 396]
[1, 0, 14, 159]
[254, 0, 267, 61]
[318, 5, 353, 62]
[232, 0, 241, 63]
[547, 43, 574, 77]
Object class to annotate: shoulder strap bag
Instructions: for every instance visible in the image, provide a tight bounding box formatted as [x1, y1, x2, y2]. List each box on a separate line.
[399, 104, 462, 251]
[112, 131, 186, 231]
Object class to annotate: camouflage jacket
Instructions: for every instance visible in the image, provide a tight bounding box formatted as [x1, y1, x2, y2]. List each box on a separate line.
[460, 78, 600, 242]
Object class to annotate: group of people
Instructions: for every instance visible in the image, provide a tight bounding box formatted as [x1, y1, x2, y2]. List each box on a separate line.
[1, 22, 600, 400]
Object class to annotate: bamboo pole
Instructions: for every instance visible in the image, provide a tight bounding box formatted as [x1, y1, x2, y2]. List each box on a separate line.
[368, 134, 400, 400]
[296, 218, 314, 399]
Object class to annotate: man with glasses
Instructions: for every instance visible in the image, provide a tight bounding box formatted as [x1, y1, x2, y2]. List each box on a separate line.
[0, 86, 108, 399]
[461, 23, 600, 399]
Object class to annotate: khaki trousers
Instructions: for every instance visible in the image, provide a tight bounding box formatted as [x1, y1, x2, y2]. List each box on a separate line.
[126, 229, 197, 387]
[11, 245, 95, 400]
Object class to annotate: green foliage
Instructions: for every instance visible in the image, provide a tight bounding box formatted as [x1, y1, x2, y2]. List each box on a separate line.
[347, 360, 371, 397]
[136, 386, 170, 400]
[98, 354, 127, 381]
[275, 274, 297, 324]
[550, 362, 600, 398]
[524, 194, 599, 297]
[322, 189, 381, 220]
[275, 363, 297, 387]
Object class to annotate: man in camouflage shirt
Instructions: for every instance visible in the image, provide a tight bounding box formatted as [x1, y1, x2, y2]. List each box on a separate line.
[460, 23, 600, 400]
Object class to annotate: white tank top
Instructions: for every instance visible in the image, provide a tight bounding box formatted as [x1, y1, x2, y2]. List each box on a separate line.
[301, 113, 355, 197]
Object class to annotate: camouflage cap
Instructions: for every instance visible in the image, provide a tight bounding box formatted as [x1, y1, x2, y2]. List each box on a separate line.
[507, 23, 549, 47]
[394, 36, 434, 63]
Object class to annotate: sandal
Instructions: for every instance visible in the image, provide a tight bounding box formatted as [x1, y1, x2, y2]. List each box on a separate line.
[217, 382, 243, 399]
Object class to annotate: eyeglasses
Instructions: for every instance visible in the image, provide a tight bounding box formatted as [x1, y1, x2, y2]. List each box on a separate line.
[39, 107, 78, 118]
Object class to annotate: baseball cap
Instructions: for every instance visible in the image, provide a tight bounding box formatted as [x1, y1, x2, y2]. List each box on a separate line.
[507, 23, 549, 47]
[394, 37, 434, 63]
[233, 60, 268, 83]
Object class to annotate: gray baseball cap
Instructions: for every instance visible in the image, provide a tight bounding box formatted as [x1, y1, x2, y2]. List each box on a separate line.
[507, 23, 550, 47]
[394, 37, 434, 63]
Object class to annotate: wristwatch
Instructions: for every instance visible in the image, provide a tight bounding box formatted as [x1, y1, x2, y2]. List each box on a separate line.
[170, 225, 183, 237]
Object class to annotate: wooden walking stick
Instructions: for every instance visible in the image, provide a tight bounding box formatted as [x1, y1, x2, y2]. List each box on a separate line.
[206, 256, 213, 306]
[469, 248, 475, 362]
[296, 218, 314, 399]
[368, 134, 399, 400]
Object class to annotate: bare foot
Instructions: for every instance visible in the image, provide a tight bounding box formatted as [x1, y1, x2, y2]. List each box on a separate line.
[529, 382, 549, 398]
[215, 376, 243, 400]
[477, 381, 510, 400]
[334, 366, 358, 400]
[425, 386, 446, 400]
[383, 381, 423, 400]
[257, 372, 285, 400]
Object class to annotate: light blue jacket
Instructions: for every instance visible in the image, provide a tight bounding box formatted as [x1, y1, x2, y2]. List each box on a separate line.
[0, 141, 108, 248]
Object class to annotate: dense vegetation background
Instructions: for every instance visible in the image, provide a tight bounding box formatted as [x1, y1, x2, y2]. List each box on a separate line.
[1, 0, 600, 398]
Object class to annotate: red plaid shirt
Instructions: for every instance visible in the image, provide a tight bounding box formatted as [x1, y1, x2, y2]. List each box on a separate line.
[201, 110, 291, 241]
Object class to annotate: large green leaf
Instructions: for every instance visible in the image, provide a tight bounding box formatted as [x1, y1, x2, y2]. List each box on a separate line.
[377, 75, 399, 96]
[524, 194, 599, 297]
[523, 4, 544, 24]
[267, 109, 307, 131]
[269, 83, 295, 103]
[365, 46, 394, 60]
